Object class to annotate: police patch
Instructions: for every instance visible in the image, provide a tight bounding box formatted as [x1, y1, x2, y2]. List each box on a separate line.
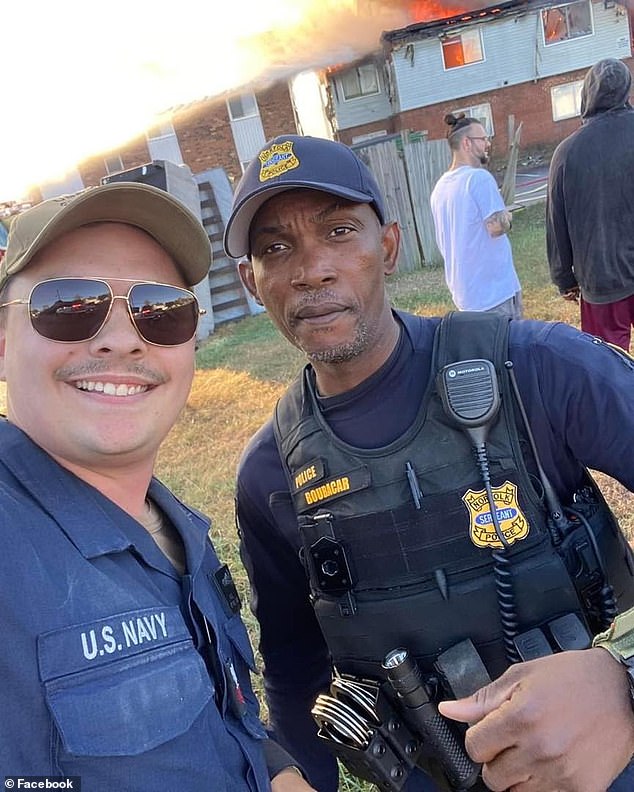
[259, 140, 299, 182]
[462, 481, 529, 548]
[293, 458, 325, 492]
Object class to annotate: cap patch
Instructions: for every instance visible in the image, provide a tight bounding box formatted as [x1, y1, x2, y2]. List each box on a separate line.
[259, 141, 300, 182]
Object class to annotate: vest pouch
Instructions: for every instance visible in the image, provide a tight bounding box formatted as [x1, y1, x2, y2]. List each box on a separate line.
[313, 532, 584, 682]
[38, 607, 213, 756]
[558, 487, 634, 632]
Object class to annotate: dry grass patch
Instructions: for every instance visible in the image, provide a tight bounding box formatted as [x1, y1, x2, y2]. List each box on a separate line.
[156, 368, 285, 562]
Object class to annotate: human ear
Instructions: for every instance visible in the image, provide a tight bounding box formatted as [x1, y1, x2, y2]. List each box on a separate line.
[381, 221, 400, 276]
[238, 259, 262, 304]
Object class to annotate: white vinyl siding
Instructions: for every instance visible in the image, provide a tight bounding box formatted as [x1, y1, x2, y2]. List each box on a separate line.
[227, 94, 266, 173]
[393, 3, 630, 112]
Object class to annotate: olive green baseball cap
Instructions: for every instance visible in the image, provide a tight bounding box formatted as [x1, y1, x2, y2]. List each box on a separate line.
[0, 182, 212, 290]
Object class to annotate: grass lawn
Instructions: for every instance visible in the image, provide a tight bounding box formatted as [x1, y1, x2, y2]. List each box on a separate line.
[155, 200, 632, 790]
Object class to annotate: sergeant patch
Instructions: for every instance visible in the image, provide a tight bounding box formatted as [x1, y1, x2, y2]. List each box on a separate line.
[462, 481, 529, 548]
[259, 140, 300, 182]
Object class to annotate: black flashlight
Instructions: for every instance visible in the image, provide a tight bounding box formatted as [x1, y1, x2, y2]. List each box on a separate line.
[383, 648, 481, 791]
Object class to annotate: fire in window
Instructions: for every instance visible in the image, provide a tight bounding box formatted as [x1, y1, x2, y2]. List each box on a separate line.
[441, 29, 484, 69]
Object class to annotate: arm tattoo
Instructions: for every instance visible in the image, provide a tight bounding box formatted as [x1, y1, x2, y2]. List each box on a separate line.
[485, 210, 512, 237]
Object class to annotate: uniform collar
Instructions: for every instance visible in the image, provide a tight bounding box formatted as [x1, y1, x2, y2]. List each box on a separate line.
[0, 420, 208, 569]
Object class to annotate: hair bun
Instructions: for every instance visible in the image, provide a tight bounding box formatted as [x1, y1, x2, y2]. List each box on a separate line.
[444, 112, 467, 128]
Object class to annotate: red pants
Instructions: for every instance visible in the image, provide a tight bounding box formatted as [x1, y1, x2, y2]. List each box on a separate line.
[580, 294, 634, 352]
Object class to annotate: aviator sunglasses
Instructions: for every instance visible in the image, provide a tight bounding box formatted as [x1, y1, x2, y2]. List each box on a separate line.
[0, 277, 205, 346]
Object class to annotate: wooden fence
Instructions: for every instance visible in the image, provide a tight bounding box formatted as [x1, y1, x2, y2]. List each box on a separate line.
[352, 133, 451, 271]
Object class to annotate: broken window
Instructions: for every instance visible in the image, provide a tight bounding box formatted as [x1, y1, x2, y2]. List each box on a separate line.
[542, 0, 593, 45]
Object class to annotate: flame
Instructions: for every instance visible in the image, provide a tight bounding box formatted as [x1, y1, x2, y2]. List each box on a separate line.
[1, 0, 490, 201]
[408, 0, 479, 23]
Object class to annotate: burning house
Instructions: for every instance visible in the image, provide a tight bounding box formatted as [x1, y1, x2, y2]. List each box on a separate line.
[325, 0, 634, 154]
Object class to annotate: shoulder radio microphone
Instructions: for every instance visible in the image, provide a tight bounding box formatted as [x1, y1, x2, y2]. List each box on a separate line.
[437, 358, 520, 662]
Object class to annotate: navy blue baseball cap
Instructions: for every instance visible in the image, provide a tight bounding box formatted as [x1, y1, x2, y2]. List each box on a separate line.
[223, 135, 387, 259]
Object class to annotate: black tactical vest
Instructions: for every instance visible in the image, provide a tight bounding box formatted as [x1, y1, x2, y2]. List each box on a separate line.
[273, 312, 634, 683]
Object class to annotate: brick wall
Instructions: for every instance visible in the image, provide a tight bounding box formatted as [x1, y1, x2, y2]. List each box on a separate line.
[79, 135, 151, 190]
[176, 82, 298, 183]
[77, 81, 298, 189]
[337, 117, 397, 146]
[257, 82, 301, 141]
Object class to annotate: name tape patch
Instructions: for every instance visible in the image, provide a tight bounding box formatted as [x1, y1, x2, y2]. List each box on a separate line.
[38, 606, 187, 680]
[295, 465, 371, 510]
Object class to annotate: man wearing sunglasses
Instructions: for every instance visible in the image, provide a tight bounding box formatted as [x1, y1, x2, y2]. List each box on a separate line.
[0, 183, 312, 792]
[430, 113, 523, 320]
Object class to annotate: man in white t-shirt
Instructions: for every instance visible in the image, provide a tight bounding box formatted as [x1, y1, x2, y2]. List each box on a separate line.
[430, 113, 522, 317]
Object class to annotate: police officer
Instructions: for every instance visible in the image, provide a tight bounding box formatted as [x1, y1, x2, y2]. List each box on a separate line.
[0, 184, 313, 792]
[224, 135, 634, 792]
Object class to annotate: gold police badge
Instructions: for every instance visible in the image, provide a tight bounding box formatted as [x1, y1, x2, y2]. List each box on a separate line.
[462, 481, 529, 548]
[259, 140, 300, 182]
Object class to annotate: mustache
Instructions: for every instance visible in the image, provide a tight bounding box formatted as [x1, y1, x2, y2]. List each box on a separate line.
[289, 289, 353, 325]
[292, 289, 343, 309]
[54, 360, 165, 384]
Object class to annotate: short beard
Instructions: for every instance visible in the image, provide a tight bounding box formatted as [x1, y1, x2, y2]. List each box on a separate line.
[479, 153, 489, 166]
[303, 318, 371, 364]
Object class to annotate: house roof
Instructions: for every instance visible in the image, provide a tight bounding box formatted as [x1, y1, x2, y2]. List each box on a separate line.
[382, 0, 561, 46]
